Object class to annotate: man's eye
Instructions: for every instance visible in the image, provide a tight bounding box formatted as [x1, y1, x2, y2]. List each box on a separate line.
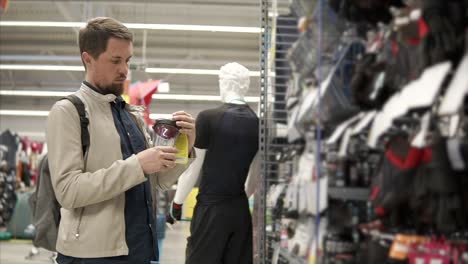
[112, 60, 120, 64]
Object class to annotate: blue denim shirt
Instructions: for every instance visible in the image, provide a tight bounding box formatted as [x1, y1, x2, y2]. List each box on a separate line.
[57, 82, 159, 264]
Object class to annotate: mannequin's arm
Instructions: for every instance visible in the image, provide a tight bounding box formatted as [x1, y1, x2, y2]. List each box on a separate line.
[173, 147, 206, 204]
[245, 151, 260, 198]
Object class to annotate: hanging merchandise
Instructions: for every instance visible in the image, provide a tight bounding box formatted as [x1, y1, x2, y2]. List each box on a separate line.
[0, 132, 19, 239]
[287, 217, 315, 257]
[0, 172, 16, 227]
[0, 129, 20, 171]
[0, 155, 16, 232]
[258, 0, 468, 263]
[367, 61, 452, 148]
[412, 132, 468, 234]
[128, 80, 160, 126]
[310, 33, 365, 126]
[349, 52, 388, 110]
[288, 1, 346, 82]
[369, 135, 426, 226]
[328, 0, 406, 24]
[438, 54, 468, 117]
[290, 0, 317, 18]
[419, 0, 467, 68]
[286, 132, 328, 216]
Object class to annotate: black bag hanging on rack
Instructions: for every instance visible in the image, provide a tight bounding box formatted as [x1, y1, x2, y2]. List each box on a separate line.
[318, 38, 365, 126]
[350, 53, 389, 110]
[328, 0, 405, 24]
[416, 132, 468, 234]
[420, 0, 467, 68]
[294, 28, 365, 128]
[351, 33, 421, 111]
[369, 135, 425, 227]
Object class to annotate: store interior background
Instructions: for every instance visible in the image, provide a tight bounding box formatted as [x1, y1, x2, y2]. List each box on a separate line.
[2, 0, 468, 263]
[0, 0, 288, 263]
[0, 0, 290, 140]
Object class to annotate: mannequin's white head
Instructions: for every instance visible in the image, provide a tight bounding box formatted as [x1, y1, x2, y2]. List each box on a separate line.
[219, 62, 250, 104]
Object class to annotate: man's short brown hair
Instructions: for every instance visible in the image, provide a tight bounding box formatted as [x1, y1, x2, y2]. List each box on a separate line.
[79, 17, 133, 62]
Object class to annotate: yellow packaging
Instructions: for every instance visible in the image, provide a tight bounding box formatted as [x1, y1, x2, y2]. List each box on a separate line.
[184, 187, 199, 220]
[174, 133, 189, 164]
[121, 94, 130, 104]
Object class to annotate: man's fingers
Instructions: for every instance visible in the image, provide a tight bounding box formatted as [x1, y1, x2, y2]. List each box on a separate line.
[173, 116, 194, 124]
[178, 128, 194, 135]
[172, 112, 194, 122]
[162, 159, 176, 169]
[155, 146, 178, 153]
[161, 152, 177, 161]
[175, 121, 195, 130]
[172, 110, 190, 116]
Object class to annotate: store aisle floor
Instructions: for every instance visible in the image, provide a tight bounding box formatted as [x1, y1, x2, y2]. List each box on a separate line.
[0, 221, 191, 264]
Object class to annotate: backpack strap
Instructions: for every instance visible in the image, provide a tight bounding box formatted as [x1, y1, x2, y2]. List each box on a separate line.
[61, 95, 90, 156]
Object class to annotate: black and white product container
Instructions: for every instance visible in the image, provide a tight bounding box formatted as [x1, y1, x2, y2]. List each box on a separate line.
[152, 119, 179, 147]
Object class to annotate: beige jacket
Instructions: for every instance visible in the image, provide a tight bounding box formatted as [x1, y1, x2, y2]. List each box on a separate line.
[47, 84, 189, 258]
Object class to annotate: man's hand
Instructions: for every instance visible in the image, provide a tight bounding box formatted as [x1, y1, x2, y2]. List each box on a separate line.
[166, 201, 183, 224]
[172, 111, 196, 151]
[136, 146, 178, 174]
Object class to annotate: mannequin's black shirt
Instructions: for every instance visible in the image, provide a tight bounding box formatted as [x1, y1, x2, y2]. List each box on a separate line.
[195, 103, 259, 204]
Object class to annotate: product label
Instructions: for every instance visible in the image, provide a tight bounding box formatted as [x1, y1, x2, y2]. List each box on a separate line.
[174, 134, 189, 164]
[154, 136, 176, 147]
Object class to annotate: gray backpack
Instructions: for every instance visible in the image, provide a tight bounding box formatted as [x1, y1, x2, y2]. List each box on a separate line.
[29, 95, 89, 251]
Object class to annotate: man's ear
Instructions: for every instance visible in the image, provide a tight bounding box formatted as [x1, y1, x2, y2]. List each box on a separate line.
[82, 52, 92, 67]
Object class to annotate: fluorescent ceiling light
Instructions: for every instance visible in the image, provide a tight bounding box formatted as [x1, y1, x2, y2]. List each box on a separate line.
[153, 94, 219, 101]
[0, 21, 85, 27]
[0, 64, 260, 76]
[149, 114, 173, 120]
[153, 94, 259, 103]
[0, 90, 260, 103]
[0, 110, 222, 120]
[146, 68, 218, 75]
[0, 64, 84, 71]
[0, 90, 71, 97]
[146, 68, 260, 77]
[17, 131, 46, 138]
[126, 23, 261, 33]
[0, 21, 261, 34]
[0, 110, 49, 117]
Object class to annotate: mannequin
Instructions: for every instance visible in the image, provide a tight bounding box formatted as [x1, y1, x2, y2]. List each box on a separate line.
[169, 62, 260, 264]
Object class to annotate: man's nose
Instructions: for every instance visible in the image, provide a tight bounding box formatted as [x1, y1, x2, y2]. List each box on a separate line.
[118, 62, 128, 75]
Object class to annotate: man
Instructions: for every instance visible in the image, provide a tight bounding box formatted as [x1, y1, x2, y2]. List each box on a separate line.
[47, 17, 195, 264]
[168, 62, 260, 264]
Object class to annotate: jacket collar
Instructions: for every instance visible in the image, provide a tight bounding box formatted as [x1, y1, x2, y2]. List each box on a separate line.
[80, 82, 146, 115]
[80, 82, 117, 103]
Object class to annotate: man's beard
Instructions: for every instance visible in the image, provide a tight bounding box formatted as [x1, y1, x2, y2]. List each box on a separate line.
[98, 81, 124, 96]
[109, 81, 124, 96]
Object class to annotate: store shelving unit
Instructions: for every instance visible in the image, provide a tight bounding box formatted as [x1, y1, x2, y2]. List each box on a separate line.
[256, 0, 300, 263]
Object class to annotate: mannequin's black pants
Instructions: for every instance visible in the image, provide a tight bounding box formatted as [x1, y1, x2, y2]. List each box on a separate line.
[185, 195, 253, 264]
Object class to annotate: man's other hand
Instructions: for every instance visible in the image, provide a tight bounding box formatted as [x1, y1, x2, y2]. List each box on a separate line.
[172, 111, 196, 151]
[137, 146, 178, 174]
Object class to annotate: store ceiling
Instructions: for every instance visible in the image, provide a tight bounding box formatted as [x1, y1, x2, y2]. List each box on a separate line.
[0, 0, 266, 140]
